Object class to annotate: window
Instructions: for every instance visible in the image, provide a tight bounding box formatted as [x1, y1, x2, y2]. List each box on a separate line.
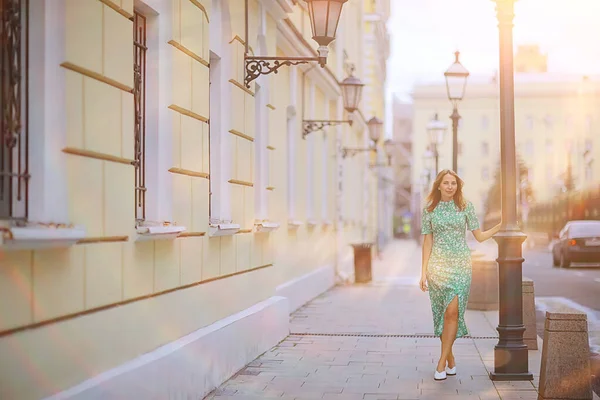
[525, 140, 534, 157]
[286, 67, 298, 220]
[0, 0, 28, 220]
[545, 139, 553, 153]
[585, 161, 593, 182]
[481, 141, 489, 156]
[208, 0, 233, 223]
[525, 115, 534, 130]
[482, 167, 489, 180]
[546, 166, 553, 182]
[133, 11, 147, 222]
[585, 115, 593, 134]
[457, 142, 463, 155]
[543, 115, 553, 130]
[481, 115, 489, 130]
[566, 115, 573, 129]
[254, 5, 269, 221]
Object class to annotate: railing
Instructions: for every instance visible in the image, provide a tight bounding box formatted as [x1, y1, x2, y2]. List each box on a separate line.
[133, 11, 146, 222]
[0, 0, 29, 221]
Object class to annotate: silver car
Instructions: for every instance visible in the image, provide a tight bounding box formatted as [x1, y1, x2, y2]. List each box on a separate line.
[552, 220, 600, 267]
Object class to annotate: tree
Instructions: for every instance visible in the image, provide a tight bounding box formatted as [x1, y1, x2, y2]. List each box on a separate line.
[482, 154, 535, 230]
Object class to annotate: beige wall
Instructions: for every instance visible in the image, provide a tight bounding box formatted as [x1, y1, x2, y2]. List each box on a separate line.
[0, 0, 388, 398]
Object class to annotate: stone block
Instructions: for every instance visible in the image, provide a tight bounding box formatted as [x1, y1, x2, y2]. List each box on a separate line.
[468, 259, 498, 311]
[538, 311, 592, 400]
[522, 277, 538, 350]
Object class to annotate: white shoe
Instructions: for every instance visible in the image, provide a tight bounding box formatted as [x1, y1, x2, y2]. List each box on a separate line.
[446, 365, 456, 376]
[434, 369, 447, 381]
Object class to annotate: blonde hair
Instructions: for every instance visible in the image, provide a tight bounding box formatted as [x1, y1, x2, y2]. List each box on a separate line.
[425, 169, 466, 213]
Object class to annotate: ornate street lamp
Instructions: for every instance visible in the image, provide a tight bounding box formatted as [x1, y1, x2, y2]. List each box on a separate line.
[303, 67, 364, 138]
[384, 139, 394, 165]
[369, 139, 395, 168]
[489, 0, 533, 382]
[367, 116, 384, 142]
[341, 116, 383, 158]
[244, 0, 348, 88]
[426, 113, 447, 174]
[340, 68, 364, 114]
[444, 51, 469, 172]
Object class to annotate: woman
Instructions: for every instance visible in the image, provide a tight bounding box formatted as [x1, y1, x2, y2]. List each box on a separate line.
[419, 170, 501, 381]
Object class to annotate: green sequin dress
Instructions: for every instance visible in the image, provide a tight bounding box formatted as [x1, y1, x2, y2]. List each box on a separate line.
[421, 200, 480, 338]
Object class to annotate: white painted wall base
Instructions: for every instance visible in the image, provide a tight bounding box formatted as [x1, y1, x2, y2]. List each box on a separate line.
[276, 265, 336, 313]
[44, 296, 289, 400]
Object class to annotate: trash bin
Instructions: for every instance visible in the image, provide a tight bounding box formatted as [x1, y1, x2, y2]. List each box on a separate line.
[351, 243, 374, 283]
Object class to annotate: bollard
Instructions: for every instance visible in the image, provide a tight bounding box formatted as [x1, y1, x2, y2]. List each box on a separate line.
[538, 311, 592, 400]
[522, 278, 538, 350]
[467, 258, 498, 311]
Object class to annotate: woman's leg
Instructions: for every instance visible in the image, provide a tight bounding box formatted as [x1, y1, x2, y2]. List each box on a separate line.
[436, 296, 459, 372]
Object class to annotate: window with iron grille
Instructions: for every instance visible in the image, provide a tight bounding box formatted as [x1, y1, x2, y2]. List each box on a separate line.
[0, 0, 29, 221]
[133, 11, 147, 222]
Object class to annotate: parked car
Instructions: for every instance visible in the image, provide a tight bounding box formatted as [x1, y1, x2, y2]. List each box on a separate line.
[552, 220, 600, 267]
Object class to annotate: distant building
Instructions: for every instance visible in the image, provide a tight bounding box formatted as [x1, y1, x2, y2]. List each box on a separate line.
[411, 45, 600, 224]
[391, 98, 413, 235]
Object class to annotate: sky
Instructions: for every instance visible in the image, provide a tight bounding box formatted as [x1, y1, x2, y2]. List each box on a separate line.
[386, 0, 600, 102]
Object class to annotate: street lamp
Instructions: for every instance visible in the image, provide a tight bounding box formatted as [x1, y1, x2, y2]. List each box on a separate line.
[426, 113, 447, 174]
[341, 116, 383, 158]
[384, 139, 394, 165]
[444, 51, 469, 172]
[303, 67, 364, 138]
[244, 0, 347, 87]
[490, 0, 533, 382]
[369, 139, 395, 168]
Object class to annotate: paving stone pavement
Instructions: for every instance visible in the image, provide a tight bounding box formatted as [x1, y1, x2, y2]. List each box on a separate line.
[205, 240, 598, 400]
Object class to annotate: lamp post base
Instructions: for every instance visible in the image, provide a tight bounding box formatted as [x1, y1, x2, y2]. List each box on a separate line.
[489, 371, 534, 381]
[489, 344, 533, 381]
[491, 230, 533, 381]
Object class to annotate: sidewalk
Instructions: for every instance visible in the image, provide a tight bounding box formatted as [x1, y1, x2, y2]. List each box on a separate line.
[204, 240, 589, 400]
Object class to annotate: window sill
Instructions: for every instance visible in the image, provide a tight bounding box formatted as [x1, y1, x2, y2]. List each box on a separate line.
[136, 222, 186, 242]
[0, 224, 86, 251]
[307, 219, 319, 228]
[208, 223, 241, 237]
[288, 220, 303, 230]
[255, 221, 280, 233]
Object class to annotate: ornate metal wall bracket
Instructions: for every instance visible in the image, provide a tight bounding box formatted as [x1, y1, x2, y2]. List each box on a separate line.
[245, 56, 320, 88]
[341, 148, 377, 158]
[302, 119, 352, 139]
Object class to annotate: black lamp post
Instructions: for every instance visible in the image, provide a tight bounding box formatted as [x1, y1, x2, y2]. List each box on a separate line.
[426, 113, 447, 174]
[444, 51, 469, 172]
[490, 0, 533, 382]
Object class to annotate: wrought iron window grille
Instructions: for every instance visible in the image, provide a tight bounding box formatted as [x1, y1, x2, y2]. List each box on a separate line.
[0, 0, 29, 221]
[133, 11, 147, 223]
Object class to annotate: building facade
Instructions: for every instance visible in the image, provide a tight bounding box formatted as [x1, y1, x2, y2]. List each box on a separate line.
[411, 47, 600, 227]
[391, 98, 413, 236]
[0, 1, 390, 399]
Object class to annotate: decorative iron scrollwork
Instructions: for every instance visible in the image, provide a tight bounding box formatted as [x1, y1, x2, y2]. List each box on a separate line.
[341, 148, 376, 159]
[244, 57, 317, 88]
[302, 119, 352, 139]
[0, 0, 29, 220]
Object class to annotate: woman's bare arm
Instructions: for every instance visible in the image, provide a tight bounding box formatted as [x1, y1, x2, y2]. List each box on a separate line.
[472, 222, 501, 243]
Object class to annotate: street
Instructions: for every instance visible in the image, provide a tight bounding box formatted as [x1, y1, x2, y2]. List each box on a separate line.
[521, 246, 600, 355]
